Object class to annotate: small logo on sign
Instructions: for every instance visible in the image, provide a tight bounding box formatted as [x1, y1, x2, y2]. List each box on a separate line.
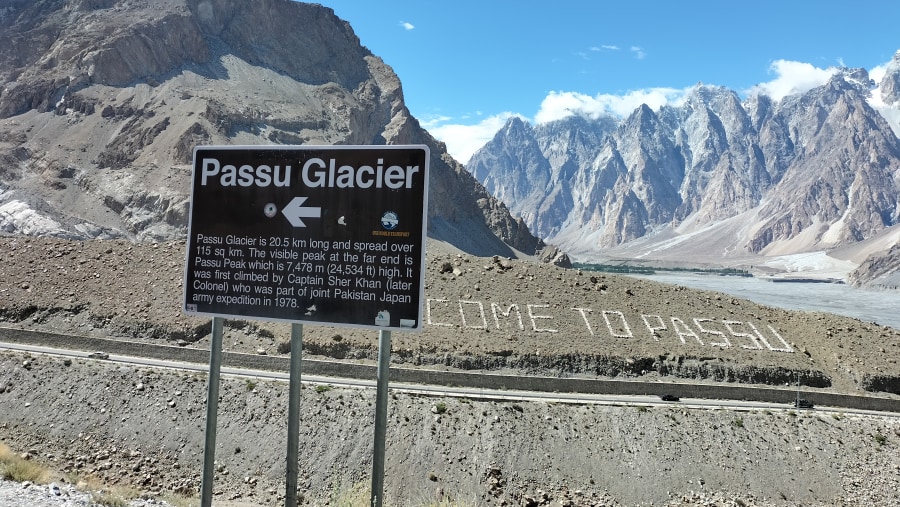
[375, 310, 391, 326]
[381, 211, 398, 230]
[264, 203, 278, 218]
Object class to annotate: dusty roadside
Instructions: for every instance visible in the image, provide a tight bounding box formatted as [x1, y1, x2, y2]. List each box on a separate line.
[1, 349, 899, 506]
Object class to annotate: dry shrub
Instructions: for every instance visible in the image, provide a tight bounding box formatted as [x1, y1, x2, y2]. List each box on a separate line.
[0, 442, 50, 483]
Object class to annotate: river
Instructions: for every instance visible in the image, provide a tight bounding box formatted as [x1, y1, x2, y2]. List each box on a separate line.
[626, 273, 900, 330]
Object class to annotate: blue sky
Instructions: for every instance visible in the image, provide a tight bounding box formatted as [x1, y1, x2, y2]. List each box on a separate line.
[317, 1, 900, 163]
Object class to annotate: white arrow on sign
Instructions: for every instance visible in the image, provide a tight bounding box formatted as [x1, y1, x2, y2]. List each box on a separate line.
[281, 197, 321, 227]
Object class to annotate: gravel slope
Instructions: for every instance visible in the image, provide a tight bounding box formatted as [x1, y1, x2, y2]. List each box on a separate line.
[1, 236, 900, 505]
[1, 349, 898, 506]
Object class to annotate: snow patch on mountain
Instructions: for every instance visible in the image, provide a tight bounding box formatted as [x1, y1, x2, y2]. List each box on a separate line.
[0, 199, 66, 236]
[869, 92, 900, 138]
[761, 251, 857, 279]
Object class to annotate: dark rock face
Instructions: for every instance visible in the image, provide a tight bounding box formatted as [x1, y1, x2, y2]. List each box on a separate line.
[861, 373, 900, 395]
[850, 243, 900, 288]
[0, 0, 551, 259]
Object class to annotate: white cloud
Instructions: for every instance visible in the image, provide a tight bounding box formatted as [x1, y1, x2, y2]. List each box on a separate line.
[400, 21, 414, 30]
[630, 46, 646, 60]
[746, 60, 839, 101]
[425, 55, 900, 164]
[870, 63, 887, 83]
[424, 112, 519, 164]
[534, 88, 687, 123]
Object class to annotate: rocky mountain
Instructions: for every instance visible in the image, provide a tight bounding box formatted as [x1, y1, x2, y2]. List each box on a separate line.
[468, 57, 900, 275]
[881, 51, 900, 105]
[0, 0, 559, 262]
[850, 242, 900, 287]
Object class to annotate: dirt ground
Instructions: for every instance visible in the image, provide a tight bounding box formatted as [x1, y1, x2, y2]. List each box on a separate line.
[1, 236, 900, 505]
[1, 236, 899, 394]
[1, 347, 899, 507]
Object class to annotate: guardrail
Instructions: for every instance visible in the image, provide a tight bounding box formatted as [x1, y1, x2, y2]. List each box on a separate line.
[1, 326, 898, 413]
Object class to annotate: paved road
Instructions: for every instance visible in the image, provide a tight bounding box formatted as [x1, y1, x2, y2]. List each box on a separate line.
[2, 338, 897, 418]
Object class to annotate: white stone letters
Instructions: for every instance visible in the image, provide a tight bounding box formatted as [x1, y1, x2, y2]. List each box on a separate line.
[641, 315, 666, 341]
[694, 318, 731, 347]
[723, 320, 763, 350]
[671, 318, 703, 345]
[423, 297, 794, 355]
[492, 303, 525, 331]
[573, 307, 594, 336]
[602, 311, 633, 338]
[527, 304, 557, 333]
[425, 298, 453, 327]
[459, 300, 487, 330]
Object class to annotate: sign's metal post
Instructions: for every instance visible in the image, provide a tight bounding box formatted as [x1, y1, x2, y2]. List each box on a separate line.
[200, 317, 225, 507]
[285, 323, 303, 507]
[370, 329, 392, 507]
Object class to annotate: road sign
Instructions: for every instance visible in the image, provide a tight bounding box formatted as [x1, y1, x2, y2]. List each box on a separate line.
[183, 145, 430, 331]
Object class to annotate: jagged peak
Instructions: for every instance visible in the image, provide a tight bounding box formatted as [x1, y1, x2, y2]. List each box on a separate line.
[623, 103, 659, 130]
[685, 84, 739, 106]
[503, 115, 531, 131]
[492, 116, 535, 145]
[833, 67, 875, 90]
[805, 67, 876, 103]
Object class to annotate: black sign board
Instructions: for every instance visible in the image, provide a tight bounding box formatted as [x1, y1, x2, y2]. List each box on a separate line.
[183, 145, 430, 331]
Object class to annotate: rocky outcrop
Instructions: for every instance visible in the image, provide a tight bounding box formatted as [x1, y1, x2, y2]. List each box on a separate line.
[0, 0, 550, 259]
[849, 242, 900, 287]
[862, 373, 900, 395]
[880, 50, 900, 104]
